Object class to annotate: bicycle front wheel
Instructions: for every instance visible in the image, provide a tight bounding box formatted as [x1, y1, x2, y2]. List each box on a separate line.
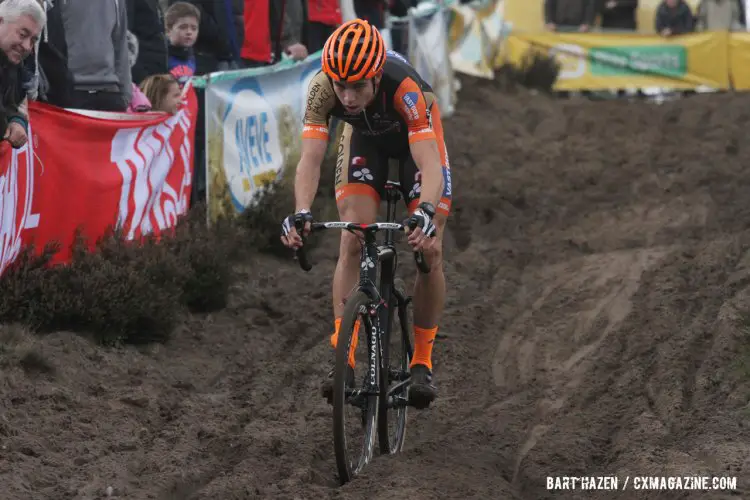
[333, 290, 379, 485]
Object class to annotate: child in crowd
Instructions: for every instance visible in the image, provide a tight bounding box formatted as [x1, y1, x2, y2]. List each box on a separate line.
[140, 74, 183, 115]
[165, 2, 200, 86]
[127, 31, 153, 113]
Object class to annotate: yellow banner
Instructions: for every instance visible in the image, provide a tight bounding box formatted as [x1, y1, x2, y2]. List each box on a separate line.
[500, 32, 730, 91]
[503, 0, 543, 32]
[730, 33, 750, 90]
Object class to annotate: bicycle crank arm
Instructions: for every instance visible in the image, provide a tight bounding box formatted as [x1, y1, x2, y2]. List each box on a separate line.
[388, 395, 409, 409]
[387, 378, 410, 398]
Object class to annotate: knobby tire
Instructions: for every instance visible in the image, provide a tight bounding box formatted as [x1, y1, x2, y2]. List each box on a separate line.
[333, 290, 379, 485]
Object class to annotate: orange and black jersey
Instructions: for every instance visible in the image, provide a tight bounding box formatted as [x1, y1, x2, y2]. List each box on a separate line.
[302, 50, 440, 152]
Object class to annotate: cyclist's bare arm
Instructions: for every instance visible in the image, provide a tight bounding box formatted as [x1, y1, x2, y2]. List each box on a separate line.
[409, 139, 443, 208]
[282, 138, 327, 248]
[295, 139, 327, 212]
[298, 71, 337, 212]
[394, 78, 444, 207]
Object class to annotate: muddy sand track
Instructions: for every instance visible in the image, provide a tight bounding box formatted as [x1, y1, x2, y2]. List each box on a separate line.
[3, 77, 750, 499]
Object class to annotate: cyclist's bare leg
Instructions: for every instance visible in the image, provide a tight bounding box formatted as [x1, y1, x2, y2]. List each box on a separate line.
[319, 194, 379, 401]
[411, 213, 447, 331]
[332, 194, 379, 320]
[320, 194, 379, 400]
[408, 212, 446, 400]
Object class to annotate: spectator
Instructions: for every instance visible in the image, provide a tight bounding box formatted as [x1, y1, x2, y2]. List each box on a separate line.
[0, 0, 45, 148]
[544, 0, 597, 32]
[695, 0, 742, 31]
[241, 0, 308, 68]
[166, 1, 237, 73]
[127, 0, 169, 85]
[655, 0, 694, 35]
[126, 31, 153, 112]
[305, 0, 342, 53]
[140, 73, 181, 114]
[165, 1, 199, 85]
[60, 0, 131, 112]
[165, 1, 208, 205]
[598, 0, 638, 31]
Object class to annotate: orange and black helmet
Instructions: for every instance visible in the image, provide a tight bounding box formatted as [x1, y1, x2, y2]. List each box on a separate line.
[322, 19, 386, 82]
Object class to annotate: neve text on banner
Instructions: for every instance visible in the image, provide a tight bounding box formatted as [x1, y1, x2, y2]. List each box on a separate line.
[204, 56, 323, 223]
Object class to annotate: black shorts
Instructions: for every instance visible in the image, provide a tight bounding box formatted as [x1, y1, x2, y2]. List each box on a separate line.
[333, 123, 452, 215]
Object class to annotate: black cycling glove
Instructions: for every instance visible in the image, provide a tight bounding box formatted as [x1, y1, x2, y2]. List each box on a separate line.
[407, 202, 437, 237]
[281, 209, 313, 237]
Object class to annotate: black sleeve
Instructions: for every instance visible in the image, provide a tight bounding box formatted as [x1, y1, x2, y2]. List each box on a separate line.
[127, 0, 137, 31]
[188, 0, 234, 61]
[544, 0, 557, 24]
[675, 3, 694, 33]
[36, 0, 74, 107]
[655, 5, 667, 32]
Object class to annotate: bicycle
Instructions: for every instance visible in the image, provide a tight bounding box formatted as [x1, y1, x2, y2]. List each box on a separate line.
[294, 180, 432, 485]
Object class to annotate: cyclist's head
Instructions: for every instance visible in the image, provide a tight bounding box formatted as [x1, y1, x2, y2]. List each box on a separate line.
[322, 18, 386, 113]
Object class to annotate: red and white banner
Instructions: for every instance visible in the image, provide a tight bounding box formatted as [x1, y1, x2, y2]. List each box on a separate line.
[0, 88, 198, 276]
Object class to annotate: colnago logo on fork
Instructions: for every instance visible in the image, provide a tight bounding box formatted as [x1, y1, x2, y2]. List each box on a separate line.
[370, 320, 378, 385]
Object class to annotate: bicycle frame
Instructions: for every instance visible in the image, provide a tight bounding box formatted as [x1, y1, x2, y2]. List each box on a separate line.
[357, 184, 403, 396]
[294, 182, 429, 400]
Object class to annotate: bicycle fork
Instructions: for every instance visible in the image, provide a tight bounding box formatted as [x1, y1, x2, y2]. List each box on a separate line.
[385, 288, 412, 409]
[364, 302, 410, 409]
[346, 307, 381, 411]
[356, 237, 383, 399]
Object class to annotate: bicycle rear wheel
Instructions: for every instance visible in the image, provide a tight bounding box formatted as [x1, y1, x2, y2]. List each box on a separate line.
[377, 278, 412, 455]
[333, 290, 379, 485]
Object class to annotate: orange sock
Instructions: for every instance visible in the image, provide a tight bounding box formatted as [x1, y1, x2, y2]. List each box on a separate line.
[330, 317, 360, 368]
[410, 326, 438, 371]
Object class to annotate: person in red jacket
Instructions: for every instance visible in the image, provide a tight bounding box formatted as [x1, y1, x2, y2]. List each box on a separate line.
[241, 0, 308, 68]
[305, 0, 342, 53]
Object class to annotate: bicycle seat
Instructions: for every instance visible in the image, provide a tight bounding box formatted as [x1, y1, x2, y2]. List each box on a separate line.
[385, 180, 401, 190]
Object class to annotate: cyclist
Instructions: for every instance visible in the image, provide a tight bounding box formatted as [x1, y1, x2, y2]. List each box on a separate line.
[280, 18, 452, 409]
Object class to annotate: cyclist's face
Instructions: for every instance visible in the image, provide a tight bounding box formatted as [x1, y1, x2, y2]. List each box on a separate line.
[333, 74, 382, 114]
